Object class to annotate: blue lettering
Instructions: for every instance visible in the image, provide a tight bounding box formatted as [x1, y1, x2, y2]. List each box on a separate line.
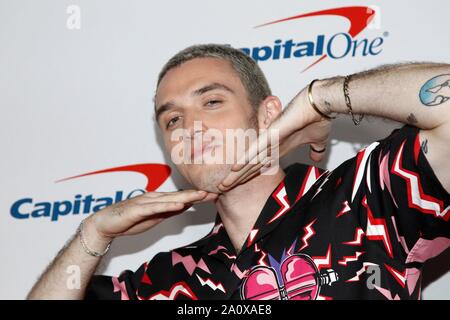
[10, 198, 32, 219]
[368, 37, 384, 55]
[51, 200, 72, 221]
[251, 46, 272, 62]
[327, 32, 352, 59]
[10, 190, 139, 222]
[32, 202, 51, 218]
[239, 31, 385, 63]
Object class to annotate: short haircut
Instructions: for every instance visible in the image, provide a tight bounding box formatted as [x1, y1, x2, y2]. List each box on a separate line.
[156, 44, 272, 109]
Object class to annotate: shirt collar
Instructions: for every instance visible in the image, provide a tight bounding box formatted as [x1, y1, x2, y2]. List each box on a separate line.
[201, 163, 327, 263]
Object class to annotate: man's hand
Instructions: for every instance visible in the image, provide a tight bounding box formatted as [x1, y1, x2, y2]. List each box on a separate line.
[218, 88, 332, 192]
[27, 189, 217, 299]
[86, 189, 218, 247]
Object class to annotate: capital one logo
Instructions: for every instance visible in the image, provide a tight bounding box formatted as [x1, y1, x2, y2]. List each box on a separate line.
[10, 164, 171, 222]
[241, 6, 386, 71]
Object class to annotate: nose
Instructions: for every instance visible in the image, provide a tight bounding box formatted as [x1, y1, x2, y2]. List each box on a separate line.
[183, 112, 205, 140]
[181, 114, 207, 162]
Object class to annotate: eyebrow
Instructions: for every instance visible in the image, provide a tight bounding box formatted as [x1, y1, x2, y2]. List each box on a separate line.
[154, 101, 175, 123]
[154, 82, 235, 123]
[192, 82, 234, 96]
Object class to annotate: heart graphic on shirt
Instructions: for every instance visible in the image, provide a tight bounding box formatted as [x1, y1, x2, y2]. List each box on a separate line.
[241, 253, 338, 300]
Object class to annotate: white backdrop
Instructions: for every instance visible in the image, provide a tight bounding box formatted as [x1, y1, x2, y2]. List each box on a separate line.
[1, 0, 449, 299]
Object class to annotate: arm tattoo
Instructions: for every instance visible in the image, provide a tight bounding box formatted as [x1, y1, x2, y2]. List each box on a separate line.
[407, 113, 418, 124]
[324, 100, 332, 114]
[421, 139, 428, 154]
[419, 74, 450, 106]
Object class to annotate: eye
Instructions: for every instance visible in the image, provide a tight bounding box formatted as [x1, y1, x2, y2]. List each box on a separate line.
[205, 100, 222, 107]
[166, 116, 181, 129]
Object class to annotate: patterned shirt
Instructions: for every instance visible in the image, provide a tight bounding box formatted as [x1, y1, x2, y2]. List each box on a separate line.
[86, 125, 450, 300]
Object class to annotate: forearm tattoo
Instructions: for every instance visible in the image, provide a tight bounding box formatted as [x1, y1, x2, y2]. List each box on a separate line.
[407, 113, 418, 124]
[419, 74, 450, 106]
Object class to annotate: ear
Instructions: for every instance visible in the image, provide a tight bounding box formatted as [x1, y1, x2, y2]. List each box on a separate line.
[257, 96, 283, 129]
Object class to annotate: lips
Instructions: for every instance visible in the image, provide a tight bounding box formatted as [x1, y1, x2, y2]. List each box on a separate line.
[190, 141, 221, 162]
[190, 142, 210, 161]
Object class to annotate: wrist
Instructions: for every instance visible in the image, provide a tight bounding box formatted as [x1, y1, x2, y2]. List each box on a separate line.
[313, 78, 347, 116]
[81, 217, 114, 251]
[299, 88, 323, 123]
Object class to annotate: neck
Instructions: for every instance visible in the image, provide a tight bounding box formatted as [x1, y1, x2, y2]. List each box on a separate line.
[214, 167, 285, 254]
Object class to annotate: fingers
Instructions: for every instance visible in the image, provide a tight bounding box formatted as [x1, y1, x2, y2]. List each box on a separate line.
[225, 125, 283, 190]
[134, 190, 218, 222]
[137, 189, 218, 210]
[140, 191, 165, 198]
[97, 189, 217, 238]
[238, 167, 267, 186]
[220, 162, 255, 187]
[219, 167, 261, 192]
[133, 191, 218, 220]
[231, 129, 271, 172]
[219, 137, 280, 190]
[218, 158, 271, 191]
[122, 204, 191, 235]
[140, 189, 208, 203]
[196, 192, 219, 203]
[160, 190, 209, 203]
[135, 201, 186, 217]
[124, 218, 165, 235]
[117, 191, 203, 220]
[223, 140, 273, 187]
[309, 143, 328, 162]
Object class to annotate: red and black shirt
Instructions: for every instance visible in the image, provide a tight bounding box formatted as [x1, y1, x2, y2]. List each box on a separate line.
[86, 125, 450, 300]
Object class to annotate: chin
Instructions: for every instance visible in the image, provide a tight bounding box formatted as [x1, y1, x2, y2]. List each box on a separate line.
[185, 163, 232, 194]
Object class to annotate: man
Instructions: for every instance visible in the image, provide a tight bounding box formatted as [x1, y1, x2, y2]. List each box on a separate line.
[27, 44, 450, 300]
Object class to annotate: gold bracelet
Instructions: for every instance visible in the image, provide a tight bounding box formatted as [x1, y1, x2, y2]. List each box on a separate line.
[307, 79, 337, 120]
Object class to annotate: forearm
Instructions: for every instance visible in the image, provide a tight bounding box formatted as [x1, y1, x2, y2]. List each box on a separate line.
[313, 63, 450, 129]
[27, 218, 110, 299]
[26, 185, 208, 299]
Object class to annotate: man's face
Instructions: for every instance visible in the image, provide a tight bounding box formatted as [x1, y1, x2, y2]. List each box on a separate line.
[155, 57, 259, 193]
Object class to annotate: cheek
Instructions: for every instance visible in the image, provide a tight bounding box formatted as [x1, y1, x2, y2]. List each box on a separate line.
[215, 111, 256, 131]
[235, 105, 258, 128]
[166, 139, 188, 164]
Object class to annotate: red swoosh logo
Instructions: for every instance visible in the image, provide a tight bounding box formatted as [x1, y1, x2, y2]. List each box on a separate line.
[55, 163, 171, 192]
[255, 6, 376, 72]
